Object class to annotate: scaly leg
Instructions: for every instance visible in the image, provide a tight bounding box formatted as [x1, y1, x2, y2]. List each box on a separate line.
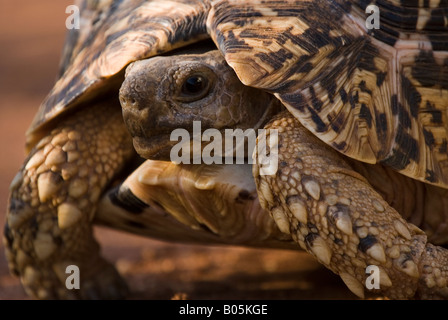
[3, 100, 135, 299]
[254, 112, 448, 299]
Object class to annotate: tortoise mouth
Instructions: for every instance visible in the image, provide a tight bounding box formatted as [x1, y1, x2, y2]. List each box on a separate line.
[133, 135, 176, 160]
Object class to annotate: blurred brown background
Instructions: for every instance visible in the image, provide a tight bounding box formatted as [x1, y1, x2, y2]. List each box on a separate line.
[0, 0, 352, 299]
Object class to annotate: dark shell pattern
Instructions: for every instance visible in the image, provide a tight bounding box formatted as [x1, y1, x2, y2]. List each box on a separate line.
[30, 0, 448, 187]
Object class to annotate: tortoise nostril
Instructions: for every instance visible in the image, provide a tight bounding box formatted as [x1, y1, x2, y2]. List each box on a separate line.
[119, 93, 140, 110]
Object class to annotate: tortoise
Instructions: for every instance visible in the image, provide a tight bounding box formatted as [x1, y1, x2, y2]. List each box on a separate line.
[3, 0, 448, 300]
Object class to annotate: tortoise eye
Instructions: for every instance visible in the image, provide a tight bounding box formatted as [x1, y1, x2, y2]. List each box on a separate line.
[183, 75, 206, 94]
[179, 74, 211, 102]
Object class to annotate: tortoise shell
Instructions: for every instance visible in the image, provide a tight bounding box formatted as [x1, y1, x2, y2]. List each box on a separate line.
[28, 0, 448, 187]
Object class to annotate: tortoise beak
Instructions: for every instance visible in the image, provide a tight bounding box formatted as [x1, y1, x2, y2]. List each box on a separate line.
[120, 60, 175, 160]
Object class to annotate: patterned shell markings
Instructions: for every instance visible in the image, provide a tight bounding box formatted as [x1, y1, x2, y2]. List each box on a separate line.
[208, 0, 448, 187]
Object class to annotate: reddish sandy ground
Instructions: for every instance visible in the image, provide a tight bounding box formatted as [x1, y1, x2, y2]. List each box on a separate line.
[0, 0, 354, 300]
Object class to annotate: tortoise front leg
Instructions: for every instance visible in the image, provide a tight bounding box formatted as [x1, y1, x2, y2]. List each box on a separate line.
[254, 112, 448, 299]
[3, 99, 135, 299]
